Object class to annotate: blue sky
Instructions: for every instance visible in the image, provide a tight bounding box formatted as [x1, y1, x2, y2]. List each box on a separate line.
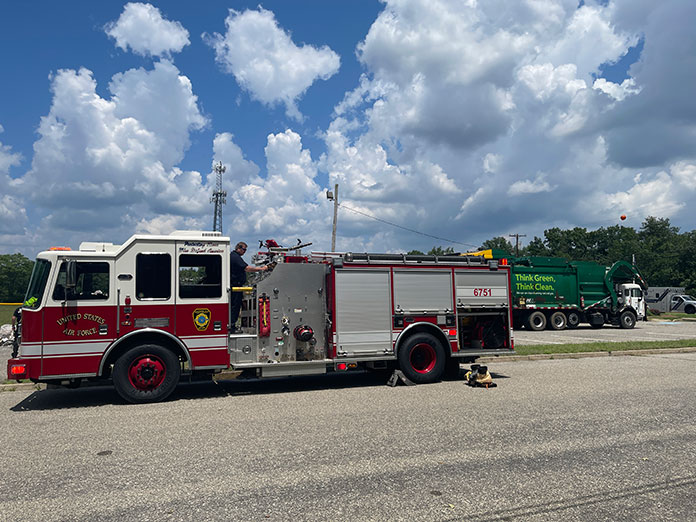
[1, 1, 696, 257]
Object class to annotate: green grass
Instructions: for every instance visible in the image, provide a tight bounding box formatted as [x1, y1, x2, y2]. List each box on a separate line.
[0, 304, 19, 325]
[513, 338, 696, 356]
[647, 312, 696, 321]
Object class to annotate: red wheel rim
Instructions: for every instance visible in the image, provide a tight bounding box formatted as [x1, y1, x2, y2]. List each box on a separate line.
[409, 343, 436, 374]
[128, 354, 166, 391]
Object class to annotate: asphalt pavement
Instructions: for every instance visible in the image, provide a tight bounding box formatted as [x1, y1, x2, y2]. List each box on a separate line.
[514, 318, 696, 345]
[1, 352, 695, 521]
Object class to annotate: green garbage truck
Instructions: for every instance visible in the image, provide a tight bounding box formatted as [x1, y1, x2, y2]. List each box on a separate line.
[470, 251, 647, 331]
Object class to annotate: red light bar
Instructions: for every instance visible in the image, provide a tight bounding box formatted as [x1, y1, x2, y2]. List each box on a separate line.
[10, 364, 27, 378]
[336, 363, 347, 371]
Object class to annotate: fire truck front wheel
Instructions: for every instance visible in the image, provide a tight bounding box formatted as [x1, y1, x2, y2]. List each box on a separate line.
[113, 344, 181, 404]
[398, 333, 446, 384]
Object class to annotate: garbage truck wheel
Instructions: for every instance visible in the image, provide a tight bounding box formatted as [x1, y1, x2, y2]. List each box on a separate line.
[619, 310, 636, 329]
[549, 312, 566, 330]
[527, 311, 546, 331]
[566, 311, 581, 329]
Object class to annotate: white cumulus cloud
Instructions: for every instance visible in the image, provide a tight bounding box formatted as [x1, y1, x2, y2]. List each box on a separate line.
[205, 7, 340, 120]
[106, 2, 190, 57]
[13, 63, 208, 243]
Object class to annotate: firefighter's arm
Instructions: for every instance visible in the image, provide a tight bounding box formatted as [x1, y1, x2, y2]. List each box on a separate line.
[245, 264, 269, 273]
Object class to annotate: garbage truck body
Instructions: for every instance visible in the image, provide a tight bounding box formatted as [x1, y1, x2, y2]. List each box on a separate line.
[8, 231, 514, 402]
[469, 251, 647, 331]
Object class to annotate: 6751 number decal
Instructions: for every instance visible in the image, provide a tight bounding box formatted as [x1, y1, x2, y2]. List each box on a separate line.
[473, 288, 492, 297]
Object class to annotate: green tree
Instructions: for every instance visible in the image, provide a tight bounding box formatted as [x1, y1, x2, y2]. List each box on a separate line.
[591, 225, 640, 266]
[677, 230, 696, 293]
[542, 226, 596, 260]
[480, 237, 514, 256]
[427, 246, 456, 256]
[635, 216, 682, 287]
[0, 253, 34, 302]
[521, 236, 549, 257]
[407, 246, 456, 255]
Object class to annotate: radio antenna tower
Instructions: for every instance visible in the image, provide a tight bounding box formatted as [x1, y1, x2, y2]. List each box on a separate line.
[211, 161, 227, 233]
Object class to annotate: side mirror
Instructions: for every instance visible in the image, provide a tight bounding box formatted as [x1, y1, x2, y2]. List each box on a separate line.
[65, 260, 77, 289]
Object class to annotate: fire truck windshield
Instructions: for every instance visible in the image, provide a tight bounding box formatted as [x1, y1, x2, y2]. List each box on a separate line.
[23, 259, 51, 309]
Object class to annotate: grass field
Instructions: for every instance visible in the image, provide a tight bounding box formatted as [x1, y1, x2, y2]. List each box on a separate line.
[513, 338, 696, 356]
[647, 312, 696, 321]
[0, 304, 20, 325]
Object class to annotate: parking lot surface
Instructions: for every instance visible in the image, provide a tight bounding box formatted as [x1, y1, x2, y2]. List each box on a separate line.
[514, 319, 696, 346]
[1, 352, 695, 521]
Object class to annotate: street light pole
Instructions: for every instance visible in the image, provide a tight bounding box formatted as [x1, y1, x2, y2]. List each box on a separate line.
[327, 183, 339, 251]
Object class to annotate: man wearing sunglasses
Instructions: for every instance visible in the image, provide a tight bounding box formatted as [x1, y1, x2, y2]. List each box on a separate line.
[230, 241, 268, 333]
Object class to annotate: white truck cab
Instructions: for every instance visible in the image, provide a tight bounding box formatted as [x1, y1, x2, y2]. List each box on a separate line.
[618, 283, 646, 320]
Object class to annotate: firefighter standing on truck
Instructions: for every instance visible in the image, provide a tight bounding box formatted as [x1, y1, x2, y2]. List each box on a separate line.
[230, 242, 267, 333]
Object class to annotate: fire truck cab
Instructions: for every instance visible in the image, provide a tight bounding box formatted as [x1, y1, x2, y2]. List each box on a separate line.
[8, 231, 514, 403]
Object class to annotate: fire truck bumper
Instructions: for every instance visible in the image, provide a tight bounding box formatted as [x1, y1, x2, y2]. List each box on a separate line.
[7, 357, 37, 381]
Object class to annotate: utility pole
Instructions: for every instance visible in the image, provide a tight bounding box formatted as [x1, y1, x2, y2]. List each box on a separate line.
[211, 161, 227, 233]
[509, 233, 526, 256]
[327, 183, 338, 251]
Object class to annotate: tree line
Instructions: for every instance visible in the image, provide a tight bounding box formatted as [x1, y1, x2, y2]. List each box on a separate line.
[410, 217, 696, 293]
[0, 253, 34, 303]
[1, 216, 694, 302]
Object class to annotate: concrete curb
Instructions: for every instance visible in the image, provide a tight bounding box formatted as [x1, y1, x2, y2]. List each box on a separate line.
[477, 346, 696, 363]
[2, 347, 695, 392]
[0, 382, 45, 392]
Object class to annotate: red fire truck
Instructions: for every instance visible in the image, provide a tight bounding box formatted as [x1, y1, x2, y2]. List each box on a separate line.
[8, 231, 514, 403]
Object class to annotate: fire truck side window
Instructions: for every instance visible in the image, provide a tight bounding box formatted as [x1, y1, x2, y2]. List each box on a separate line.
[52, 262, 109, 300]
[179, 254, 222, 299]
[136, 253, 171, 300]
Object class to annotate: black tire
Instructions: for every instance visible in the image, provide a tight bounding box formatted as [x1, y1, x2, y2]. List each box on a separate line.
[526, 311, 547, 331]
[619, 310, 637, 329]
[685, 305, 696, 314]
[566, 311, 581, 329]
[549, 312, 566, 330]
[113, 344, 181, 404]
[398, 333, 445, 384]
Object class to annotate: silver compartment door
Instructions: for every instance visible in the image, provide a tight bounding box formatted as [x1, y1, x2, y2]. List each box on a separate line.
[335, 269, 391, 356]
[393, 269, 453, 314]
[455, 270, 509, 307]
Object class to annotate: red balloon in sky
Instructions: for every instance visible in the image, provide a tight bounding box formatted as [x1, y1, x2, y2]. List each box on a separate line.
[620, 214, 627, 220]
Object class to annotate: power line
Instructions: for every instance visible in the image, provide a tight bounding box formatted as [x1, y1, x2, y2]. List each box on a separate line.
[338, 202, 479, 248]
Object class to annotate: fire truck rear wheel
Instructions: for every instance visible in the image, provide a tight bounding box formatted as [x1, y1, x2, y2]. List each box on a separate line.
[526, 311, 546, 331]
[566, 311, 581, 329]
[549, 312, 566, 330]
[113, 344, 181, 404]
[398, 333, 446, 384]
